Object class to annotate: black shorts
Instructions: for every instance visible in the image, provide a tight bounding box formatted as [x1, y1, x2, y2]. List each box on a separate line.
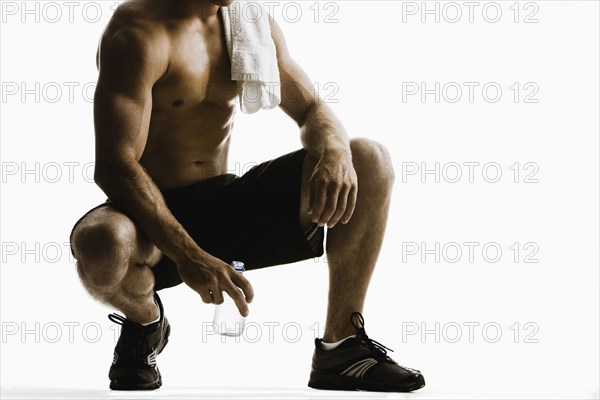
[69, 149, 325, 291]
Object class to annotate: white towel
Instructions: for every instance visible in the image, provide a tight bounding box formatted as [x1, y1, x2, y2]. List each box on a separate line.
[221, 1, 281, 114]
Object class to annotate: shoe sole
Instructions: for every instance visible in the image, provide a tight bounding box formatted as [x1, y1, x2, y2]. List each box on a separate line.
[110, 379, 162, 391]
[308, 371, 425, 392]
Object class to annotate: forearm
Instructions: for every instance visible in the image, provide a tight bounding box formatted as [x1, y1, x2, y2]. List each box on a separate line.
[94, 161, 211, 267]
[300, 101, 351, 159]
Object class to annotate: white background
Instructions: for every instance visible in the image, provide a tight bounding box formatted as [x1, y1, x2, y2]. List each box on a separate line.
[1, 1, 599, 399]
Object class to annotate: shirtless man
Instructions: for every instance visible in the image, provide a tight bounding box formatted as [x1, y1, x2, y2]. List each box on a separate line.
[69, 0, 425, 392]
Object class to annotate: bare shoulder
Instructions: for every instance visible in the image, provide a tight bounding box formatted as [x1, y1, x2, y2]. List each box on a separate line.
[96, 0, 170, 84]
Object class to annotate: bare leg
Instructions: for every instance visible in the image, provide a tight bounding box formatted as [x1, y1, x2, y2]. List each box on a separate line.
[300, 138, 395, 342]
[71, 206, 162, 324]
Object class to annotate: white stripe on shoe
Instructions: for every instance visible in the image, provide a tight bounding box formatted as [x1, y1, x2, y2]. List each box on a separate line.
[341, 358, 378, 378]
[147, 349, 157, 366]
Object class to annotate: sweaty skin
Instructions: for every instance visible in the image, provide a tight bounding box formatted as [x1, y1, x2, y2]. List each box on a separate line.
[90, 0, 357, 319]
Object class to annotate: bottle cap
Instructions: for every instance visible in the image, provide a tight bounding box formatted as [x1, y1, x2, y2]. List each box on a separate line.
[231, 261, 245, 272]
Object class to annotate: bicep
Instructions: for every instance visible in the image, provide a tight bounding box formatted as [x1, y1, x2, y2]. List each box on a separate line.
[270, 19, 319, 125]
[93, 29, 167, 172]
[94, 81, 152, 168]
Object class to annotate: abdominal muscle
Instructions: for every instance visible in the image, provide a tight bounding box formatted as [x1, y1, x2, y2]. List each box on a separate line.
[139, 102, 237, 191]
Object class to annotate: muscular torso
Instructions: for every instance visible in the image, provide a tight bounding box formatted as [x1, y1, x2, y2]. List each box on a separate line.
[107, 2, 240, 190]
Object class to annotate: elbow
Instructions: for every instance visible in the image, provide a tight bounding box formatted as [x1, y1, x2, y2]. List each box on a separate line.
[93, 159, 130, 189]
[299, 100, 321, 129]
[93, 159, 114, 185]
[93, 165, 110, 189]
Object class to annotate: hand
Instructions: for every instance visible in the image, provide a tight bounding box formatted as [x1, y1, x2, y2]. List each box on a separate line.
[177, 254, 254, 317]
[307, 149, 358, 228]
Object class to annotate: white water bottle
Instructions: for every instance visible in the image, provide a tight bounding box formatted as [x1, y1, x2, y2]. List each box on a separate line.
[213, 261, 246, 337]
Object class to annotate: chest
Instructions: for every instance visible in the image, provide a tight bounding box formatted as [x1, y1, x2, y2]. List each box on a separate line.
[153, 25, 238, 110]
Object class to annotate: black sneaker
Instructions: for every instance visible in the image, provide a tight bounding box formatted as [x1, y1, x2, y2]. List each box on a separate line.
[308, 312, 425, 392]
[108, 293, 170, 390]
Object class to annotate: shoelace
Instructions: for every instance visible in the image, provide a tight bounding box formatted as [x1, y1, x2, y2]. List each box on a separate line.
[108, 313, 150, 362]
[351, 312, 422, 373]
[351, 312, 395, 363]
[108, 312, 127, 326]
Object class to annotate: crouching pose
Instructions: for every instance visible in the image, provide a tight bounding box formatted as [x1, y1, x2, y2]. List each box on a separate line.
[70, 0, 425, 392]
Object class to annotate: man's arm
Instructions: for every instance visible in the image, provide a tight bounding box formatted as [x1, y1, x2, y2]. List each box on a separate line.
[270, 20, 358, 228]
[93, 26, 253, 314]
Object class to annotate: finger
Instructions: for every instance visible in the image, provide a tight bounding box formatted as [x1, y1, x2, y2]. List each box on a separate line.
[231, 272, 255, 303]
[328, 185, 350, 228]
[199, 288, 213, 304]
[311, 179, 329, 224]
[307, 176, 318, 215]
[317, 184, 341, 226]
[341, 184, 358, 224]
[211, 288, 225, 305]
[223, 283, 249, 317]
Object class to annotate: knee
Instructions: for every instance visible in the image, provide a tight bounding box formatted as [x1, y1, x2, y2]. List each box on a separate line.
[73, 216, 136, 289]
[350, 138, 395, 190]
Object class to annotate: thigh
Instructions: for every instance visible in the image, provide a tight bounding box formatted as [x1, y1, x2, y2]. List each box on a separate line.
[229, 149, 325, 269]
[299, 151, 319, 231]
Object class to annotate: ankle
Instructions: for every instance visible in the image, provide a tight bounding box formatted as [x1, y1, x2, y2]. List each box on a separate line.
[323, 327, 356, 343]
[126, 299, 160, 325]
